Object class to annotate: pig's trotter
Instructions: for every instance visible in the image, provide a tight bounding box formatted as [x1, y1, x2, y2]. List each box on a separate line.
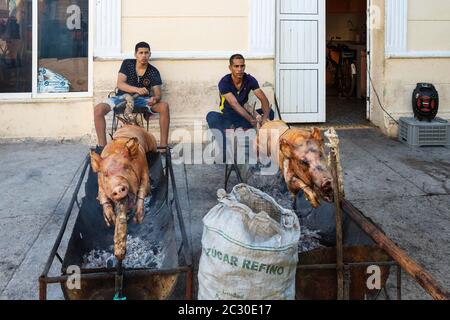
[102, 204, 116, 227]
[304, 190, 320, 208]
[134, 198, 145, 224]
[289, 176, 320, 208]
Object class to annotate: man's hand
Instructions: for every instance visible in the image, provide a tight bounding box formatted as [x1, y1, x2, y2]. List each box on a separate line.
[249, 118, 258, 128]
[147, 96, 158, 107]
[223, 93, 259, 128]
[254, 88, 271, 125]
[135, 87, 149, 96]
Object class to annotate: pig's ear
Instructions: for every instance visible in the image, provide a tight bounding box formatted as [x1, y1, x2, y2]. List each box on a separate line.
[125, 138, 139, 160]
[280, 138, 294, 159]
[311, 128, 323, 141]
[90, 151, 102, 173]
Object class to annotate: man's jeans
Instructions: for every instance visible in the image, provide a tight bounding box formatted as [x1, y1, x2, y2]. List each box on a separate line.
[206, 109, 275, 163]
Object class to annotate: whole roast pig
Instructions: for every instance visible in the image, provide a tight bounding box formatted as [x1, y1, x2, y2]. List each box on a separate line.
[257, 120, 333, 208]
[90, 125, 157, 227]
[279, 127, 333, 207]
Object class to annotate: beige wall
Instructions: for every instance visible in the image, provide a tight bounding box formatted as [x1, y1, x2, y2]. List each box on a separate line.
[4, 0, 450, 141]
[408, 0, 450, 51]
[0, 0, 257, 142]
[368, 0, 385, 132]
[0, 99, 93, 140]
[327, 13, 365, 42]
[369, 0, 450, 137]
[94, 58, 275, 143]
[122, 0, 249, 52]
[93, 59, 275, 120]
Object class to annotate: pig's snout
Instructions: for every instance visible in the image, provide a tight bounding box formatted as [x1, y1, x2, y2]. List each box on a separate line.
[321, 179, 334, 202]
[111, 185, 129, 202]
[322, 180, 332, 193]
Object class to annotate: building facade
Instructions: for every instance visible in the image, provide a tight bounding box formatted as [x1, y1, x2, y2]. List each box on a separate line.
[0, 0, 449, 141]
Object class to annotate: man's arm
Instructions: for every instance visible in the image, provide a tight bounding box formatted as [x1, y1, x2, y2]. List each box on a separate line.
[148, 85, 162, 106]
[254, 88, 271, 123]
[223, 93, 257, 127]
[117, 73, 149, 96]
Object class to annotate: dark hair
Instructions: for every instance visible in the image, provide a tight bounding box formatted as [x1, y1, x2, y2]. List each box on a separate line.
[229, 54, 245, 66]
[135, 41, 151, 53]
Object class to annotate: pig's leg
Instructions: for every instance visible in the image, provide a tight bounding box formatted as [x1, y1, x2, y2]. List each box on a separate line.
[134, 168, 150, 224]
[289, 160, 313, 187]
[289, 176, 320, 208]
[282, 158, 298, 194]
[98, 185, 116, 227]
[282, 159, 320, 208]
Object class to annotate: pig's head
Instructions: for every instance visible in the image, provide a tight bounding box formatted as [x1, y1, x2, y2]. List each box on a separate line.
[90, 138, 141, 208]
[280, 128, 334, 204]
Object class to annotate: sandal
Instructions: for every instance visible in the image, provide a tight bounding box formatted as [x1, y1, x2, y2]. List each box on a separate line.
[158, 146, 169, 154]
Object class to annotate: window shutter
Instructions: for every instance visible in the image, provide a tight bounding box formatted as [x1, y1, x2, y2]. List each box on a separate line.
[94, 0, 121, 58]
[385, 0, 408, 56]
[249, 0, 276, 56]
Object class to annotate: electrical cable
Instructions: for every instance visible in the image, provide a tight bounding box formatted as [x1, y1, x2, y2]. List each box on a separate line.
[368, 72, 399, 125]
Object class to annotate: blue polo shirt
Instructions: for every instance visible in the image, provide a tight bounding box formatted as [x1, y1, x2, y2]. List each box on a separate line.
[218, 73, 260, 124]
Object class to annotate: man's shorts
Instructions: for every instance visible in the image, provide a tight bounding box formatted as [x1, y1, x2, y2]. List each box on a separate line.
[104, 95, 156, 115]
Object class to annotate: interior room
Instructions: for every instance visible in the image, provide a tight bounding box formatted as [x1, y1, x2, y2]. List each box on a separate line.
[326, 0, 369, 126]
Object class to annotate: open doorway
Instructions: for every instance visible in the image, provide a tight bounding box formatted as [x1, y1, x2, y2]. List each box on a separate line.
[326, 0, 369, 126]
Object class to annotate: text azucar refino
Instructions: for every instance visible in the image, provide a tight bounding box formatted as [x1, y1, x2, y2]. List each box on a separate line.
[204, 247, 285, 276]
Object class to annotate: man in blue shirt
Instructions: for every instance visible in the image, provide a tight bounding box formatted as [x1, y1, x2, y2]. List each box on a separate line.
[207, 54, 274, 131]
[206, 54, 274, 159]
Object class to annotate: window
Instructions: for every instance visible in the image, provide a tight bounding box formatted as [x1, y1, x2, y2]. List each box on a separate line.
[38, 0, 88, 93]
[0, 0, 92, 97]
[0, 0, 32, 93]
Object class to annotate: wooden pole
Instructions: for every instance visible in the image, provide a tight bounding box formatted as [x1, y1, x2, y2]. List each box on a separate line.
[342, 199, 450, 300]
[185, 269, 194, 300]
[114, 202, 128, 261]
[331, 150, 344, 300]
[39, 276, 47, 301]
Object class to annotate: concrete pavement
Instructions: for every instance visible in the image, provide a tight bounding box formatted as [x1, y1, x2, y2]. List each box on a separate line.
[0, 127, 449, 300]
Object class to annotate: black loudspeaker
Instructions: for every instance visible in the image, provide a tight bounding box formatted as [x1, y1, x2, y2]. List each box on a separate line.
[412, 83, 439, 121]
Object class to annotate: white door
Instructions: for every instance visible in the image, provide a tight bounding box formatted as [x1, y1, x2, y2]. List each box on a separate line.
[276, 0, 326, 123]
